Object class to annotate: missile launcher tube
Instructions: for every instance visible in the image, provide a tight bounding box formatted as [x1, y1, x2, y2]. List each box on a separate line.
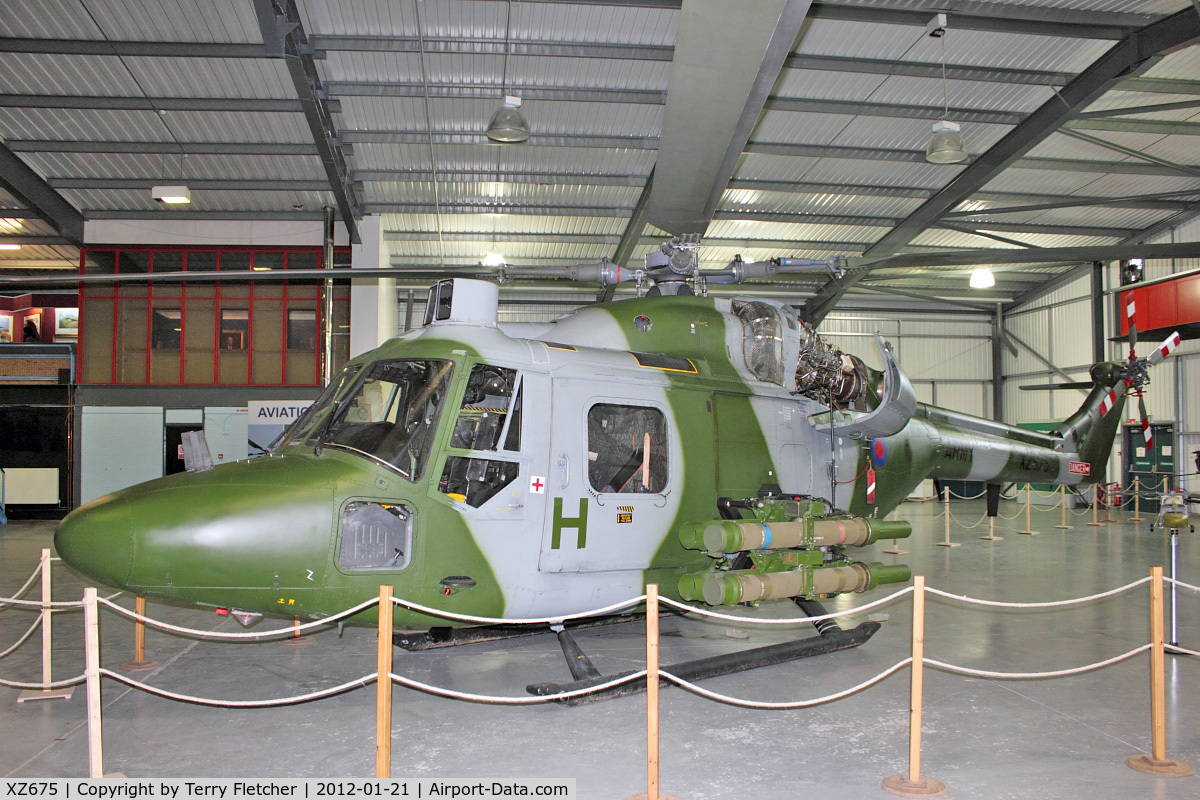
[700, 562, 911, 606]
[699, 517, 912, 554]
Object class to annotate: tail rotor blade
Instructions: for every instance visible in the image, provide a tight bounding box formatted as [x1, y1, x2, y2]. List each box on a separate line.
[1139, 395, 1154, 450]
[1125, 293, 1138, 354]
[1147, 331, 1182, 366]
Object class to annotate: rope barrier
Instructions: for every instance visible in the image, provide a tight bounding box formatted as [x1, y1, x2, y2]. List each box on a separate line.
[0, 563, 43, 610]
[925, 644, 1151, 680]
[660, 659, 912, 709]
[0, 673, 85, 690]
[98, 596, 379, 640]
[0, 596, 83, 609]
[949, 511, 989, 529]
[390, 594, 647, 626]
[99, 668, 377, 707]
[1166, 578, 1200, 594]
[658, 586, 914, 625]
[997, 506, 1026, 520]
[1166, 645, 1200, 659]
[947, 489, 988, 500]
[388, 669, 650, 705]
[926, 577, 1151, 609]
[0, 614, 42, 660]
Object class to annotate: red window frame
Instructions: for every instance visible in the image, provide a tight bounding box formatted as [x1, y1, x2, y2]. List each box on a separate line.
[78, 244, 349, 387]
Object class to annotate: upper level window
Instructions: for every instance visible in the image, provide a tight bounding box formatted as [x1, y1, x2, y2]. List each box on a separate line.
[587, 403, 668, 493]
[312, 359, 454, 481]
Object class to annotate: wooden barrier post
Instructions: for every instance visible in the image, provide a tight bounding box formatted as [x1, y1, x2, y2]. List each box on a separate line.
[1017, 483, 1038, 535]
[979, 515, 1003, 541]
[934, 487, 959, 548]
[883, 576, 946, 798]
[376, 585, 394, 779]
[1087, 485, 1103, 526]
[17, 548, 73, 702]
[647, 583, 660, 800]
[118, 596, 158, 671]
[1129, 477, 1144, 522]
[83, 587, 104, 778]
[1054, 484, 1072, 530]
[883, 508, 909, 554]
[1163, 476, 1169, 495]
[282, 615, 310, 646]
[1127, 567, 1193, 777]
[1101, 483, 1115, 523]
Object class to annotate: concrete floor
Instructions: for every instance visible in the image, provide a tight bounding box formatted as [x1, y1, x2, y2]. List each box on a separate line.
[1, 498, 1198, 799]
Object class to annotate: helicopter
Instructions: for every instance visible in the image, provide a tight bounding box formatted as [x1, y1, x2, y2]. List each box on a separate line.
[53, 238, 1180, 698]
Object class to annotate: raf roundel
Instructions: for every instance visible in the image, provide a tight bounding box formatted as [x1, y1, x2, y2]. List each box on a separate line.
[870, 439, 887, 467]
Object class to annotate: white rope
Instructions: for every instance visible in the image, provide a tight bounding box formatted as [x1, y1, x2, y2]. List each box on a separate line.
[1068, 505, 1093, 517]
[390, 594, 647, 626]
[98, 596, 379, 640]
[0, 614, 42, 660]
[948, 489, 987, 500]
[925, 644, 1150, 680]
[0, 563, 43, 610]
[1166, 578, 1200, 593]
[997, 506, 1026, 520]
[659, 586, 914, 625]
[100, 668, 376, 707]
[951, 511, 989, 529]
[0, 673, 86, 690]
[926, 577, 1150, 609]
[389, 669, 649, 705]
[1031, 499, 1063, 509]
[0, 596, 84, 609]
[660, 659, 912, 709]
[1166, 644, 1200, 658]
[1031, 488, 1062, 499]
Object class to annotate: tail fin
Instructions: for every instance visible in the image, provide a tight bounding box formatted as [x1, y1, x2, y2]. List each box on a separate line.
[1054, 362, 1126, 479]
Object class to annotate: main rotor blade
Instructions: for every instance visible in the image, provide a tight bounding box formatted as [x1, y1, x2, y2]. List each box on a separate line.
[1019, 381, 1093, 391]
[1139, 395, 1154, 450]
[1147, 331, 1182, 366]
[1125, 292, 1138, 353]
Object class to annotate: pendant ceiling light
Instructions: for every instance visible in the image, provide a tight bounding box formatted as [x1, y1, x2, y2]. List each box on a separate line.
[926, 14, 968, 165]
[969, 268, 995, 289]
[487, 95, 529, 143]
[486, 2, 528, 143]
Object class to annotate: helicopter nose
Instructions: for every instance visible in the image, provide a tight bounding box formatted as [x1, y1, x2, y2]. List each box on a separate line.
[55, 495, 136, 590]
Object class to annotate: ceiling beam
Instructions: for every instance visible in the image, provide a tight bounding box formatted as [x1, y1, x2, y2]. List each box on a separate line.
[309, 34, 674, 61]
[857, 241, 1200, 270]
[1121, 199, 1200, 245]
[0, 94, 331, 113]
[648, 0, 811, 235]
[362, 203, 631, 217]
[783, 53, 1074, 86]
[51, 178, 336, 192]
[352, 169, 647, 187]
[763, 96, 1023, 125]
[0, 235, 71, 245]
[800, 7, 1200, 325]
[254, 0, 360, 243]
[84, 210, 333, 221]
[0, 38, 271, 58]
[1058, 128, 1200, 178]
[0, 142, 83, 244]
[6, 140, 320, 155]
[603, 168, 656, 301]
[944, 191, 1199, 217]
[1074, 99, 1200, 119]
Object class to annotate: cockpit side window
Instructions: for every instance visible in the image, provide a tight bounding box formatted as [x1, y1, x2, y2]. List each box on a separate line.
[449, 364, 520, 452]
[314, 359, 454, 481]
[587, 403, 669, 493]
[439, 363, 523, 508]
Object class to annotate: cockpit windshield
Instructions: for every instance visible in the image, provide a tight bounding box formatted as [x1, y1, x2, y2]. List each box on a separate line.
[300, 359, 453, 481]
[272, 364, 363, 452]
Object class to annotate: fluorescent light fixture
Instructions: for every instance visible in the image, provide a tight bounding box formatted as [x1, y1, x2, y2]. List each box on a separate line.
[969, 268, 995, 289]
[0, 243, 21, 250]
[486, 96, 530, 143]
[152, 185, 191, 204]
[481, 252, 506, 267]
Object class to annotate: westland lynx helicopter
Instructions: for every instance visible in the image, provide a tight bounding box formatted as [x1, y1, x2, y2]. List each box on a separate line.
[55, 239, 1181, 698]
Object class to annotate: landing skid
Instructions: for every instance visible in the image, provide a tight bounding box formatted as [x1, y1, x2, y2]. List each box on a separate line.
[394, 612, 647, 651]
[527, 598, 879, 705]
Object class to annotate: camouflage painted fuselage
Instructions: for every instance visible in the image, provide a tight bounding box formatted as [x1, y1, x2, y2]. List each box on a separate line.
[55, 292, 1124, 630]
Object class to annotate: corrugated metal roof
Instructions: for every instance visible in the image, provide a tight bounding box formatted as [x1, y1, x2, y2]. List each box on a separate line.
[719, 189, 925, 219]
[64, 187, 336, 213]
[347, 142, 657, 176]
[0, 0, 104, 38]
[83, 0, 264, 44]
[120, 57, 296, 100]
[20, 151, 328, 181]
[0, 54, 141, 96]
[0, 107, 169, 141]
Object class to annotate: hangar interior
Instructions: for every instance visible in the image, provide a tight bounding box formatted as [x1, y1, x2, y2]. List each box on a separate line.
[2, 0, 1200, 797]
